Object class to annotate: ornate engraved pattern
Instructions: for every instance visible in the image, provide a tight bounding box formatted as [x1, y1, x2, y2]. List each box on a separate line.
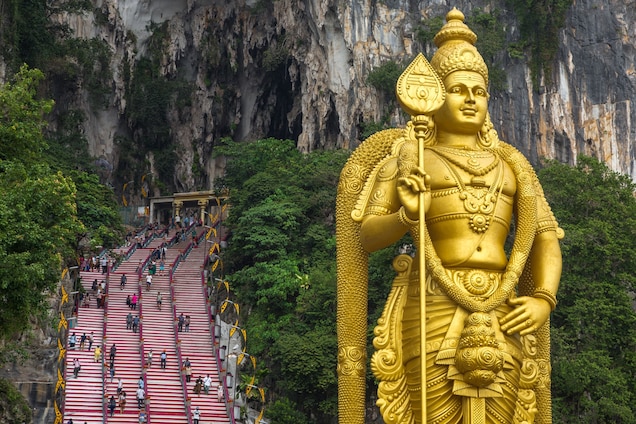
[337, 128, 404, 424]
[338, 346, 366, 377]
[454, 270, 498, 297]
[431, 9, 489, 86]
[455, 312, 504, 387]
[340, 163, 366, 195]
[372, 255, 415, 424]
[351, 131, 405, 222]
[396, 53, 446, 118]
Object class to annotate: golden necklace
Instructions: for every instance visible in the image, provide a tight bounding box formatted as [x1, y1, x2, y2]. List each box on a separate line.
[429, 146, 499, 176]
[431, 149, 504, 233]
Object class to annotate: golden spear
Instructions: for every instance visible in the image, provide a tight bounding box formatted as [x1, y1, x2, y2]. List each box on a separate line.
[395, 53, 446, 421]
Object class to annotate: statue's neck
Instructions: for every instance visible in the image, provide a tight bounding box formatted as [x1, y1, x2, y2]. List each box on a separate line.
[436, 131, 479, 150]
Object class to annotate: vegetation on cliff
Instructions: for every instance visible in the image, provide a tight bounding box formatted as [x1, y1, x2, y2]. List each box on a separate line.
[0, 63, 122, 420]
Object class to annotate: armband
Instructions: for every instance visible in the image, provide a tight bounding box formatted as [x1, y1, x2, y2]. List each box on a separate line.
[533, 288, 558, 311]
[397, 207, 419, 227]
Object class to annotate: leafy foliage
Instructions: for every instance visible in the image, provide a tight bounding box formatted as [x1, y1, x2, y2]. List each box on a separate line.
[217, 138, 348, 422]
[69, 170, 123, 249]
[415, 16, 445, 46]
[538, 156, 636, 422]
[45, 109, 92, 171]
[58, 37, 113, 108]
[0, 66, 54, 164]
[466, 9, 507, 91]
[505, 0, 573, 84]
[0, 64, 85, 337]
[265, 397, 310, 424]
[262, 37, 289, 72]
[366, 60, 403, 95]
[0, 378, 32, 424]
[0, 162, 83, 336]
[124, 23, 193, 189]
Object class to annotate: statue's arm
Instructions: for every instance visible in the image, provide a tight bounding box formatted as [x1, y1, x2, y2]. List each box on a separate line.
[501, 231, 561, 336]
[360, 213, 409, 253]
[359, 164, 427, 253]
[529, 230, 562, 297]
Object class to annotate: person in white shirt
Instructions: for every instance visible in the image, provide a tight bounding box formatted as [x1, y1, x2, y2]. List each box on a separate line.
[136, 386, 145, 408]
[203, 374, 212, 395]
[192, 406, 201, 424]
[73, 358, 81, 378]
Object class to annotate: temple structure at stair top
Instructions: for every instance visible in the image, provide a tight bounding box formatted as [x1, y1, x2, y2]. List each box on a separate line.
[148, 191, 228, 225]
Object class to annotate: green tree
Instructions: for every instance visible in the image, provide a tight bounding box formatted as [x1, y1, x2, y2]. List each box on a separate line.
[217, 138, 347, 422]
[70, 170, 123, 249]
[366, 60, 403, 95]
[0, 65, 84, 337]
[0, 65, 53, 165]
[0, 162, 83, 336]
[539, 156, 636, 422]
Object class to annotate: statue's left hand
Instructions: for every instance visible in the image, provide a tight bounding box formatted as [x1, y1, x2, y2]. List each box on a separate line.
[499, 296, 552, 336]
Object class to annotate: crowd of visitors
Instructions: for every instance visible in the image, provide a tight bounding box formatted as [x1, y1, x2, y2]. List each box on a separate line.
[66, 220, 219, 423]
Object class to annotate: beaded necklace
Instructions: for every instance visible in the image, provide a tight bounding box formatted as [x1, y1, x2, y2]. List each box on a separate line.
[429, 145, 499, 176]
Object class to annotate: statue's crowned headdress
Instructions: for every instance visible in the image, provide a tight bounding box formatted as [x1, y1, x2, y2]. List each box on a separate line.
[430, 8, 489, 86]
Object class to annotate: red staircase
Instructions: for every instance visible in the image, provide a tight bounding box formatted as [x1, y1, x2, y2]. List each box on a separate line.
[62, 270, 105, 423]
[173, 235, 231, 424]
[139, 243, 188, 424]
[63, 227, 230, 423]
[104, 246, 148, 423]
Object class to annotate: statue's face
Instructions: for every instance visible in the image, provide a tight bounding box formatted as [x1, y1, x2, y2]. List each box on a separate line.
[435, 70, 488, 136]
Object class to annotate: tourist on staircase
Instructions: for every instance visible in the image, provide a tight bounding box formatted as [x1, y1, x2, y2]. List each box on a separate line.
[79, 333, 86, 350]
[160, 350, 167, 369]
[118, 390, 127, 413]
[136, 385, 145, 408]
[108, 395, 116, 417]
[156, 291, 162, 310]
[132, 315, 139, 333]
[178, 313, 185, 332]
[183, 357, 192, 382]
[194, 376, 203, 395]
[93, 345, 101, 362]
[73, 358, 81, 378]
[203, 374, 212, 395]
[192, 406, 201, 424]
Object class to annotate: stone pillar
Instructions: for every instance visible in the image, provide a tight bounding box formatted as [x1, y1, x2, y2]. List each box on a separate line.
[198, 199, 209, 225]
[149, 199, 155, 224]
[173, 200, 183, 226]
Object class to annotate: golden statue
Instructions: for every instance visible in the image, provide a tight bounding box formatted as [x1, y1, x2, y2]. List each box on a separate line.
[336, 8, 563, 424]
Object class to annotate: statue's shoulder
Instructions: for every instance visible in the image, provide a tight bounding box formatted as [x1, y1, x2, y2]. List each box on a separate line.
[493, 139, 535, 174]
[337, 129, 406, 222]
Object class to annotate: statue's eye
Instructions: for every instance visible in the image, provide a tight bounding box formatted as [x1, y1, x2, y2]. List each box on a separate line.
[475, 88, 487, 97]
[449, 86, 462, 94]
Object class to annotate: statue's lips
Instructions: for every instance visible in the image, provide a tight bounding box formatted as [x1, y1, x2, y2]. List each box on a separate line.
[461, 107, 477, 116]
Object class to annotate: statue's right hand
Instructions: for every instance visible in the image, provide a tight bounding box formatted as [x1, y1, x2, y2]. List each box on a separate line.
[397, 167, 430, 219]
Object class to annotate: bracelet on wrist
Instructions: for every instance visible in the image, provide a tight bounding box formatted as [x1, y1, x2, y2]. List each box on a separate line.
[533, 288, 557, 311]
[397, 207, 419, 226]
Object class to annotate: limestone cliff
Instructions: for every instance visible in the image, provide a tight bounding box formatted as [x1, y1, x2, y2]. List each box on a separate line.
[26, 0, 636, 191]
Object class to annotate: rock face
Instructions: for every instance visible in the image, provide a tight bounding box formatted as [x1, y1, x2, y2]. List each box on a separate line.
[27, 0, 636, 189]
